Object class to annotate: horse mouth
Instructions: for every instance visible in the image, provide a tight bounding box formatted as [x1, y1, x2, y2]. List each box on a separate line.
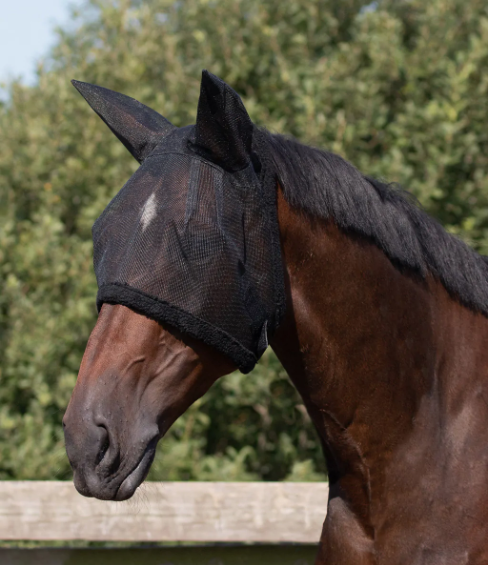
[114, 438, 158, 501]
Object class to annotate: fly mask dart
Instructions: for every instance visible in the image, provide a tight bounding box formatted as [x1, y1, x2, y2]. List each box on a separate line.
[73, 71, 285, 373]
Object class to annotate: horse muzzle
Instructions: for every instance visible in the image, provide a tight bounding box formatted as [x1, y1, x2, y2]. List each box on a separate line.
[63, 407, 159, 501]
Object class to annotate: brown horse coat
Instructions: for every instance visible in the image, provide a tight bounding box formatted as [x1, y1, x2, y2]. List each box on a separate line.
[274, 191, 488, 564]
[64, 72, 488, 564]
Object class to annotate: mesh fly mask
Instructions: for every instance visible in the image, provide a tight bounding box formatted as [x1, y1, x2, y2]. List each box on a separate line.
[73, 71, 285, 373]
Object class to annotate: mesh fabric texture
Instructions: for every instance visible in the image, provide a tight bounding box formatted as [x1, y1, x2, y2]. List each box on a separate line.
[94, 126, 285, 373]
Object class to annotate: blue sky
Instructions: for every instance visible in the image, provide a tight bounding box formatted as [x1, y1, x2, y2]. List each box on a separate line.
[1, 0, 73, 85]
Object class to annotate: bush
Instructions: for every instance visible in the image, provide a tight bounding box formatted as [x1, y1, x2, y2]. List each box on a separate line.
[1, 0, 488, 480]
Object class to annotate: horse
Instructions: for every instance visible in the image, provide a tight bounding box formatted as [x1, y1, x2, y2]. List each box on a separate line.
[63, 71, 488, 565]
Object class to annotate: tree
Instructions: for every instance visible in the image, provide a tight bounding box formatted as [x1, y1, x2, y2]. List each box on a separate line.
[1, 0, 488, 480]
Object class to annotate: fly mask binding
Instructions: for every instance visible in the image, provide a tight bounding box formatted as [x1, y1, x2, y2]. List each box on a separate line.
[73, 71, 285, 373]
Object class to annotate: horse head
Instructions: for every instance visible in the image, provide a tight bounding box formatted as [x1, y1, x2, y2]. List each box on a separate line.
[63, 71, 285, 500]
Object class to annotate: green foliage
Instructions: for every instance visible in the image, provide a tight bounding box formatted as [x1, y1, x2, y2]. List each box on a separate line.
[1, 0, 488, 481]
[148, 350, 324, 481]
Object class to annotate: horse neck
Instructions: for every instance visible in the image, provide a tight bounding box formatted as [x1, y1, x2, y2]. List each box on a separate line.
[271, 189, 488, 532]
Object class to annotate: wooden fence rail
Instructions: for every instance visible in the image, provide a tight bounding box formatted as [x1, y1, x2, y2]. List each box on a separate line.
[0, 481, 329, 543]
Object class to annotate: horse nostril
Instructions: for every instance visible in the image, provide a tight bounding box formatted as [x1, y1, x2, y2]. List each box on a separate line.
[94, 423, 121, 473]
[95, 425, 110, 465]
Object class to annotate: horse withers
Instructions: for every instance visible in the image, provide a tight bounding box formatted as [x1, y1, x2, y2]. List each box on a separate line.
[64, 71, 488, 564]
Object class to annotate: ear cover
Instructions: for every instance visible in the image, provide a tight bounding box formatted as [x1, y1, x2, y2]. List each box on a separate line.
[72, 80, 176, 163]
[193, 70, 253, 171]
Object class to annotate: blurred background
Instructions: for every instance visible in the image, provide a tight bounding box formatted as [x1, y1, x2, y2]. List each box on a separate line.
[1, 0, 488, 485]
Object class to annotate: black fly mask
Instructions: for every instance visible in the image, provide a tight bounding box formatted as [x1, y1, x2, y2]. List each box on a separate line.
[73, 71, 285, 373]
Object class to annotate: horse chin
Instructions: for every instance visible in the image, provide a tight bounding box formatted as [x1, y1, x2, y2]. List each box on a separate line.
[114, 440, 157, 501]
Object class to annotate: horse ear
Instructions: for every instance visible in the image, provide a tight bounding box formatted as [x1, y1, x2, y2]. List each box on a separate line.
[193, 70, 253, 171]
[72, 80, 176, 163]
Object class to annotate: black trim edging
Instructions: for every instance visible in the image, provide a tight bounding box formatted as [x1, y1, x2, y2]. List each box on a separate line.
[97, 283, 258, 374]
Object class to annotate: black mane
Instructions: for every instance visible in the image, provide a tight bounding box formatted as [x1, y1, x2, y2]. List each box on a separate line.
[264, 131, 488, 316]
